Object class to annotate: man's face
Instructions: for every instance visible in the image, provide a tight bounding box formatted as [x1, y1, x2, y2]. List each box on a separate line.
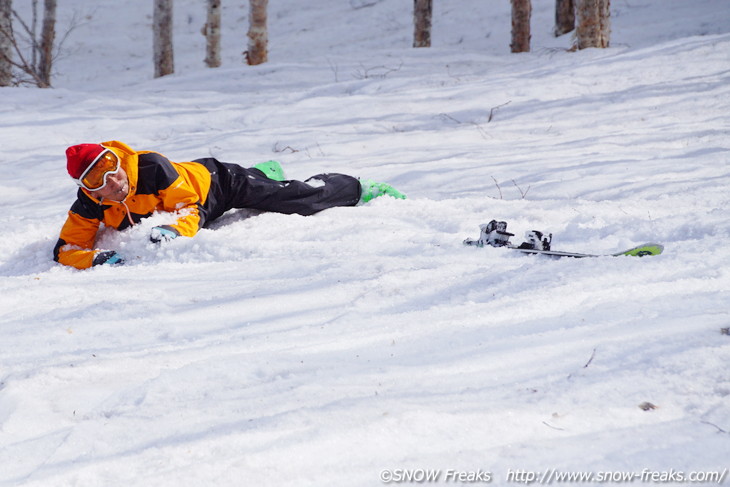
[89, 166, 130, 201]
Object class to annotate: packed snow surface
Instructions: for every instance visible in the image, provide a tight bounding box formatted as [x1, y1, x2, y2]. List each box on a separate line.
[1, 0, 729, 485]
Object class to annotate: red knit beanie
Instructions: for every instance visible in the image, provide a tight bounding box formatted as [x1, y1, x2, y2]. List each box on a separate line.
[66, 143, 106, 179]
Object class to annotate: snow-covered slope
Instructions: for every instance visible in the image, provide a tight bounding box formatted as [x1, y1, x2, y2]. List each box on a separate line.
[1, 1, 729, 485]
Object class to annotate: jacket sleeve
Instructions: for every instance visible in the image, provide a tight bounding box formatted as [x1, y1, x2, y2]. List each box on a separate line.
[53, 209, 102, 270]
[138, 153, 210, 237]
[158, 177, 206, 237]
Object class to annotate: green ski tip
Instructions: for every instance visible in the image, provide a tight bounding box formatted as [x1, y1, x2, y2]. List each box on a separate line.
[616, 243, 664, 257]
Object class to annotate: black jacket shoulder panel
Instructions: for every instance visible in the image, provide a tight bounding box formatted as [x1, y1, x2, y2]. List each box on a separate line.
[70, 189, 107, 220]
[136, 152, 180, 195]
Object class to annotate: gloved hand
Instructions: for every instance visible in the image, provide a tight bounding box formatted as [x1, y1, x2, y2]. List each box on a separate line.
[150, 225, 180, 243]
[93, 250, 125, 266]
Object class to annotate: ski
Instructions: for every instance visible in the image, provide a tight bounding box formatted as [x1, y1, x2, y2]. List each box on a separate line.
[463, 220, 663, 259]
[506, 242, 664, 258]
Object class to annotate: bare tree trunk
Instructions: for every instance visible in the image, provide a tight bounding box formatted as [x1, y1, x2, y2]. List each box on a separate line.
[30, 0, 37, 68]
[246, 0, 268, 65]
[37, 0, 55, 87]
[153, 0, 174, 77]
[0, 0, 11, 86]
[413, 0, 432, 48]
[204, 0, 220, 68]
[510, 0, 531, 53]
[554, 0, 575, 36]
[575, 0, 610, 49]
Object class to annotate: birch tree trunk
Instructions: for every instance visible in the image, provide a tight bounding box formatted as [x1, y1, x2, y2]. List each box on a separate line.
[0, 0, 11, 86]
[575, 0, 610, 49]
[413, 0, 432, 48]
[153, 0, 174, 77]
[204, 0, 221, 68]
[37, 0, 55, 87]
[30, 0, 37, 69]
[554, 0, 575, 36]
[510, 0, 531, 53]
[246, 0, 268, 65]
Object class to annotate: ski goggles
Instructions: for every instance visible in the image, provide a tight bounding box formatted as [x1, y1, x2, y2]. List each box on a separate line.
[75, 149, 121, 191]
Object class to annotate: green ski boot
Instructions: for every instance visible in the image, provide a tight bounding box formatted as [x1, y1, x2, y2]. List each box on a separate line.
[359, 179, 407, 204]
[254, 160, 287, 182]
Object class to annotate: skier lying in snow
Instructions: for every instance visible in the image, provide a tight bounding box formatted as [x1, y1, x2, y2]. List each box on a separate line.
[54, 140, 406, 269]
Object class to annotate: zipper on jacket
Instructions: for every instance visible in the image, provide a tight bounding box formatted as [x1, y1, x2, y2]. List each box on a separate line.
[100, 198, 136, 228]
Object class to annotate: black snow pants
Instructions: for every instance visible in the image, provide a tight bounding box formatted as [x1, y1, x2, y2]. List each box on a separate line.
[193, 158, 362, 226]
